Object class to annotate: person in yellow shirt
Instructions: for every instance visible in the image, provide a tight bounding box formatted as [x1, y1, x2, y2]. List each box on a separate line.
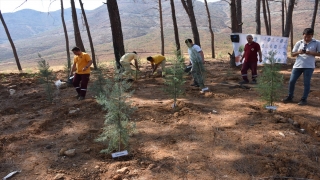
[120, 51, 139, 79]
[146, 55, 166, 77]
[70, 46, 93, 100]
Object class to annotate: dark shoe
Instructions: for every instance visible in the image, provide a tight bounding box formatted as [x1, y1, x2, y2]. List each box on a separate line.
[191, 83, 199, 87]
[75, 94, 81, 99]
[239, 80, 249, 85]
[251, 80, 257, 84]
[298, 99, 307, 106]
[78, 96, 85, 101]
[282, 96, 293, 103]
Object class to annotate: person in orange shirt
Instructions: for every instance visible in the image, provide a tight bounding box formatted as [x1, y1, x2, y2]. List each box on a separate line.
[146, 55, 166, 77]
[70, 46, 93, 100]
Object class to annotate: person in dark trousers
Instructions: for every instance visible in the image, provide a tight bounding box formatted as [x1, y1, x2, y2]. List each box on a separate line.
[239, 34, 262, 84]
[70, 46, 93, 100]
[282, 28, 320, 105]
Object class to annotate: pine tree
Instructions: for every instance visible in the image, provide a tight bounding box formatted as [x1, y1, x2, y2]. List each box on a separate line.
[89, 62, 112, 99]
[257, 50, 284, 111]
[95, 73, 136, 153]
[37, 53, 54, 103]
[163, 51, 186, 108]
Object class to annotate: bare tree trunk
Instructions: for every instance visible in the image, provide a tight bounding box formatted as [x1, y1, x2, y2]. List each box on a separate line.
[227, 0, 239, 67]
[311, 0, 319, 30]
[290, 23, 294, 51]
[256, 0, 261, 34]
[230, 0, 239, 33]
[282, 0, 285, 36]
[170, 0, 181, 56]
[159, 0, 164, 55]
[60, 0, 71, 70]
[262, 0, 270, 35]
[204, 0, 215, 58]
[266, 0, 271, 35]
[284, 0, 295, 37]
[236, 0, 242, 33]
[79, 0, 97, 70]
[71, 0, 85, 52]
[181, 0, 201, 46]
[0, 10, 22, 71]
[105, 0, 125, 69]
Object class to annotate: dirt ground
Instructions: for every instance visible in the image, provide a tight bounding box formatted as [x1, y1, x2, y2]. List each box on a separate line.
[0, 59, 320, 180]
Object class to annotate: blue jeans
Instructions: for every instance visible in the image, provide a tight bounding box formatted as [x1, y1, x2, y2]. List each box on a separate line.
[288, 68, 314, 100]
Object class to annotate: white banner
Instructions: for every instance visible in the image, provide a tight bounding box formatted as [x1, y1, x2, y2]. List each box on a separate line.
[231, 33, 289, 66]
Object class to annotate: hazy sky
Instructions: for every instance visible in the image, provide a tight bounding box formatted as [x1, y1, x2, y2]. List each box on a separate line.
[0, 0, 220, 13]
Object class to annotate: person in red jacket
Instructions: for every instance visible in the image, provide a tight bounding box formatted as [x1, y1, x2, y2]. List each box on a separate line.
[239, 34, 262, 84]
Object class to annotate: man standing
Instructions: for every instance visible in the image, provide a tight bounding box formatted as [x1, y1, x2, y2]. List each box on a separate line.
[120, 51, 139, 79]
[282, 28, 320, 105]
[240, 34, 262, 84]
[146, 55, 166, 77]
[185, 39, 207, 91]
[70, 46, 93, 100]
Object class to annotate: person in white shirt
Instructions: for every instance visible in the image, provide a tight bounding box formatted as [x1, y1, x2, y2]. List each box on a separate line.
[185, 39, 208, 92]
[120, 51, 139, 79]
[282, 28, 320, 105]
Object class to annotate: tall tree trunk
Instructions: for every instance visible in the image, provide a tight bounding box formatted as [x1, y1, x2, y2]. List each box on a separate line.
[290, 23, 294, 51]
[256, 0, 261, 34]
[105, 0, 125, 69]
[181, 0, 201, 46]
[60, 0, 71, 70]
[282, 0, 285, 36]
[227, 0, 239, 67]
[204, 0, 215, 58]
[262, 0, 270, 35]
[159, 0, 164, 55]
[71, 0, 85, 52]
[170, 0, 181, 56]
[79, 0, 97, 70]
[0, 10, 22, 71]
[284, 0, 295, 37]
[230, 0, 239, 33]
[311, 0, 319, 30]
[266, 0, 271, 35]
[236, 0, 242, 33]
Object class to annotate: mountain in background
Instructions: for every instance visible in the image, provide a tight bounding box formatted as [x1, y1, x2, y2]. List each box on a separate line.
[0, 0, 319, 70]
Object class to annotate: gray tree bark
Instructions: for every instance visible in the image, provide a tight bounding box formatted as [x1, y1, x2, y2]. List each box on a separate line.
[181, 0, 201, 46]
[60, 0, 71, 70]
[71, 0, 85, 52]
[204, 0, 215, 58]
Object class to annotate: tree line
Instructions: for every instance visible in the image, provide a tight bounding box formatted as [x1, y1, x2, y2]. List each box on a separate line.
[0, 0, 319, 71]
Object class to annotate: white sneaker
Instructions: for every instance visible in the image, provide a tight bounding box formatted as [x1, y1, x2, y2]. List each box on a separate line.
[201, 87, 209, 92]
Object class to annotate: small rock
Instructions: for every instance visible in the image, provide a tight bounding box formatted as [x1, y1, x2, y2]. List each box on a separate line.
[288, 118, 294, 124]
[53, 173, 65, 180]
[212, 110, 218, 114]
[117, 167, 129, 174]
[8, 85, 17, 89]
[95, 165, 100, 169]
[293, 121, 300, 128]
[9, 89, 16, 95]
[59, 148, 67, 156]
[64, 149, 76, 157]
[45, 144, 53, 149]
[84, 148, 91, 153]
[69, 110, 77, 114]
[112, 174, 122, 180]
[147, 164, 156, 170]
[279, 132, 285, 137]
[300, 129, 306, 134]
[173, 112, 179, 118]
